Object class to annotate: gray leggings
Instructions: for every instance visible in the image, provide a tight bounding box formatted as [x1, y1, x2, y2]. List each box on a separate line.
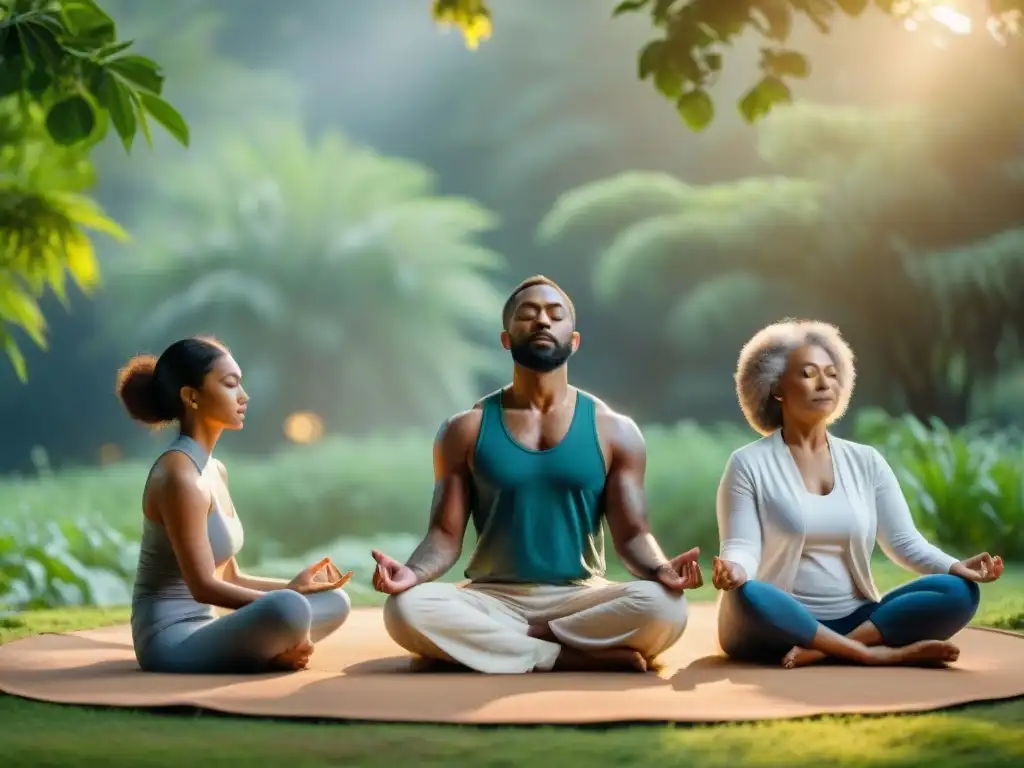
[136, 588, 351, 674]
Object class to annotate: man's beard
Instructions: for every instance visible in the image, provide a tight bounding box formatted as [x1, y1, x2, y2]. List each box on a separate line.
[509, 334, 574, 373]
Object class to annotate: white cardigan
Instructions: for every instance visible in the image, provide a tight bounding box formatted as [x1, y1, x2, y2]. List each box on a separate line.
[717, 429, 958, 602]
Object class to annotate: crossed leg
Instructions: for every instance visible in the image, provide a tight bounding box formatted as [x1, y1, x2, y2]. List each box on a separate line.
[783, 573, 981, 668]
[718, 575, 978, 668]
[383, 579, 689, 674]
[137, 587, 352, 674]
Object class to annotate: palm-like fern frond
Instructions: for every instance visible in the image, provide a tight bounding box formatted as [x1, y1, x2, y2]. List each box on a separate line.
[664, 272, 782, 350]
[537, 92, 1024, 426]
[755, 101, 928, 179]
[579, 175, 824, 303]
[101, 121, 507, 430]
[913, 228, 1024, 347]
[538, 172, 695, 244]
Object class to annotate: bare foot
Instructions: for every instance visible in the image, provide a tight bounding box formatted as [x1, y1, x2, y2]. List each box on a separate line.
[553, 646, 648, 673]
[781, 646, 825, 669]
[271, 638, 314, 671]
[529, 622, 649, 672]
[867, 640, 960, 667]
[783, 640, 960, 669]
[528, 622, 556, 641]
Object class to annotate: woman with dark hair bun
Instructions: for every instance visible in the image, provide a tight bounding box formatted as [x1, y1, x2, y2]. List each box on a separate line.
[116, 336, 353, 674]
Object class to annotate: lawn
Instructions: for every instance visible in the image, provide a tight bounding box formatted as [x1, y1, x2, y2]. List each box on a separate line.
[2, 559, 1023, 768]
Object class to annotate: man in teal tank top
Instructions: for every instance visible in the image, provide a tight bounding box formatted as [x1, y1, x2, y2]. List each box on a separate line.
[370, 276, 704, 673]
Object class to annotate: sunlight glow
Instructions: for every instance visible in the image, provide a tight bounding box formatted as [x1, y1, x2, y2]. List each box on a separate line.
[929, 5, 973, 35]
[283, 411, 325, 444]
[986, 10, 1023, 44]
[99, 443, 122, 465]
[901, 2, 973, 37]
[900, 1, 1023, 43]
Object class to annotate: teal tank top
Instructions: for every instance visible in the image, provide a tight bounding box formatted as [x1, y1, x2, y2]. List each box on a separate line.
[464, 389, 608, 585]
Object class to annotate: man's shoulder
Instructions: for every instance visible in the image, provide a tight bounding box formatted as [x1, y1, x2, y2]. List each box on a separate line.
[584, 389, 629, 421]
[471, 386, 506, 410]
[587, 393, 644, 451]
[435, 407, 485, 445]
[441, 387, 506, 426]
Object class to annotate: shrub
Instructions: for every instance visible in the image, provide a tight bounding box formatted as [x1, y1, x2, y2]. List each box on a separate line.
[0, 518, 137, 612]
[1, 421, 752, 563]
[0, 462, 145, 534]
[3, 410, 1022, 612]
[855, 408, 1024, 561]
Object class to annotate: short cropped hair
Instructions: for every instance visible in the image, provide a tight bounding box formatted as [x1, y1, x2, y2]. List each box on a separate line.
[501, 275, 576, 330]
[735, 318, 856, 436]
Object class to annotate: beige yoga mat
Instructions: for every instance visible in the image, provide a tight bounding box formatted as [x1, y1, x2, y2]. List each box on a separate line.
[1, 604, 1022, 724]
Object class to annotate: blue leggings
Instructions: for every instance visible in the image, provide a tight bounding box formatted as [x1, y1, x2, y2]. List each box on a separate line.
[718, 574, 980, 663]
[136, 588, 351, 674]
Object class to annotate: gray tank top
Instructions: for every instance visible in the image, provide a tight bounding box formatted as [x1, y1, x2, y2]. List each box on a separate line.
[130, 434, 244, 652]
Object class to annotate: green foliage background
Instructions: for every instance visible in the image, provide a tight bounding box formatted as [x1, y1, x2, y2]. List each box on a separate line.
[5, 410, 1023, 611]
[1, 1, 1022, 613]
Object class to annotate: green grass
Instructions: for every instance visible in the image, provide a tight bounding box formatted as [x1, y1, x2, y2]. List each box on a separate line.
[2, 559, 1023, 767]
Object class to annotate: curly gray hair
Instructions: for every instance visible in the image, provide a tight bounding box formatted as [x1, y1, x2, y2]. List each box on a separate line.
[735, 318, 857, 436]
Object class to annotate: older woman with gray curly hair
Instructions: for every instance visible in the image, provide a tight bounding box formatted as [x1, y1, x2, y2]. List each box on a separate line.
[712, 319, 1004, 668]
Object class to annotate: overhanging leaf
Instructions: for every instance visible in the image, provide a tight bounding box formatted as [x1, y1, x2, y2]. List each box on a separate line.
[638, 39, 666, 80]
[95, 70, 136, 150]
[61, 0, 117, 46]
[1, 330, 28, 382]
[45, 95, 96, 146]
[137, 91, 189, 146]
[761, 48, 810, 79]
[738, 74, 792, 124]
[676, 89, 714, 131]
[613, 0, 649, 16]
[837, 0, 870, 16]
[106, 53, 164, 94]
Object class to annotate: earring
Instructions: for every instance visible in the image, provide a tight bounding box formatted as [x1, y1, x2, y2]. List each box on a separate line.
[190, 401, 198, 410]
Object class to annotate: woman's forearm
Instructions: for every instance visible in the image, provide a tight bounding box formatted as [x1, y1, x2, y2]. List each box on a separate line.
[873, 462, 958, 574]
[232, 573, 292, 591]
[224, 561, 292, 592]
[879, 534, 958, 575]
[192, 578, 268, 610]
[716, 455, 762, 581]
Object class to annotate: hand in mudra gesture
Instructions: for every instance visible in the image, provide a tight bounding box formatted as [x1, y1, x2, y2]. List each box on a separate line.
[711, 556, 748, 591]
[652, 546, 704, 591]
[371, 549, 419, 595]
[950, 552, 1004, 583]
[287, 557, 353, 595]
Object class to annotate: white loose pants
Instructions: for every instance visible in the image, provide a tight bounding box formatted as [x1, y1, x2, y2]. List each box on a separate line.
[383, 578, 689, 674]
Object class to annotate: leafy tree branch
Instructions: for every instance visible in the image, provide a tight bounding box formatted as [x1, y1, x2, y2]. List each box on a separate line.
[431, 0, 1023, 130]
[0, 0, 189, 380]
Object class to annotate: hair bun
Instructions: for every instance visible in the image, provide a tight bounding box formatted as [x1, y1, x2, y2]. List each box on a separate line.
[116, 354, 173, 425]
